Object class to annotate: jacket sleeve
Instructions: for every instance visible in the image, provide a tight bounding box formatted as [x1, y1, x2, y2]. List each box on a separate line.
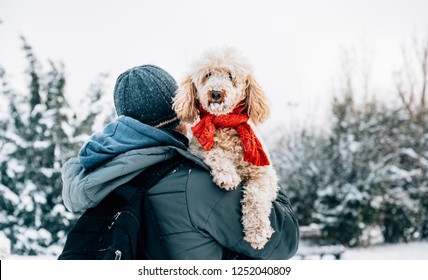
[264, 189, 300, 259]
[187, 167, 299, 260]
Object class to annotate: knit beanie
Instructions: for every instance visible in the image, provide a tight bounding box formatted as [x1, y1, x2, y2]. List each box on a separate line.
[113, 65, 180, 129]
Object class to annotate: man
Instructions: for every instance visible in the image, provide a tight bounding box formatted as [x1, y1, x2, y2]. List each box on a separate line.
[61, 65, 299, 259]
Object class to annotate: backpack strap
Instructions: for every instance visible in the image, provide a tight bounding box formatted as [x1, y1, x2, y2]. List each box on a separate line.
[126, 156, 186, 260]
[129, 156, 185, 190]
[111, 156, 185, 206]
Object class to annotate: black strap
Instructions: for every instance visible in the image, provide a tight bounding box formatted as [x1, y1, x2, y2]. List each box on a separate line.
[129, 156, 185, 191]
[128, 156, 185, 260]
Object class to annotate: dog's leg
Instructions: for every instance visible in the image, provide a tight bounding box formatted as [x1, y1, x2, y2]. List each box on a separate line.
[206, 149, 241, 190]
[189, 144, 241, 190]
[241, 165, 279, 249]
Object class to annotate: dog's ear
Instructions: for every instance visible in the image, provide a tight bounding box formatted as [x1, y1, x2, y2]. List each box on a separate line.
[173, 75, 199, 123]
[244, 74, 270, 125]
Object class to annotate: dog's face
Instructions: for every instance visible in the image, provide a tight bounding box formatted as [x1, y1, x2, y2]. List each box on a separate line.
[192, 65, 247, 115]
[174, 47, 270, 125]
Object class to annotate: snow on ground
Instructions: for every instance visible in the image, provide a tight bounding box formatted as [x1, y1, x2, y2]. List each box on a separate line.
[341, 241, 428, 260]
[0, 232, 11, 259]
[292, 241, 428, 260]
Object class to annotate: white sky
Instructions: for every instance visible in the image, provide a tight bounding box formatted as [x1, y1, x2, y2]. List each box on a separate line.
[1, 0, 428, 129]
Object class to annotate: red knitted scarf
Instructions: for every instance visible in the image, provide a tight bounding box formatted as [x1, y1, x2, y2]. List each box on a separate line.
[191, 104, 270, 166]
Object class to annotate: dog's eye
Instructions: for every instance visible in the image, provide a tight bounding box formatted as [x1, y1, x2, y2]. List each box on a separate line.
[205, 72, 212, 78]
[228, 72, 233, 80]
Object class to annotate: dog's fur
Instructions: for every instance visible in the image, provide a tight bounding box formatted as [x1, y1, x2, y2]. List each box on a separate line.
[173, 47, 278, 249]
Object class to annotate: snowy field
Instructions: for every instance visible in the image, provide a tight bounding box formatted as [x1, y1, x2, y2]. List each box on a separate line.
[291, 241, 428, 260]
[341, 241, 428, 260]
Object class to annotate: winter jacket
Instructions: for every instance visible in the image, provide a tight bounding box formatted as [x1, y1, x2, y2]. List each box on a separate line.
[62, 116, 299, 259]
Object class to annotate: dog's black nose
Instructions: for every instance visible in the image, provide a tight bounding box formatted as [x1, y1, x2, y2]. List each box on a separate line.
[211, 90, 223, 101]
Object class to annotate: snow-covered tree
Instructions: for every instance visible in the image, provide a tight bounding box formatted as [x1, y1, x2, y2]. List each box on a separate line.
[0, 38, 74, 254]
[73, 73, 116, 141]
[272, 88, 428, 247]
[270, 127, 326, 226]
[272, 33, 428, 246]
[0, 37, 114, 255]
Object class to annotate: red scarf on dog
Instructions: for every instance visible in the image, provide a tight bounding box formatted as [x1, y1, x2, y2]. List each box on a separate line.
[191, 104, 270, 166]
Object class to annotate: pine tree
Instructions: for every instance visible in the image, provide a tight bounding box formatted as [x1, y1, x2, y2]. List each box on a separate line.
[0, 66, 20, 236]
[314, 94, 385, 246]
[73, 73, 116, 139]
[0, 37, 115, 255]
[270, 128, 327, 226]
[267, 34, 428, 247]
[2, 37, 67, 254]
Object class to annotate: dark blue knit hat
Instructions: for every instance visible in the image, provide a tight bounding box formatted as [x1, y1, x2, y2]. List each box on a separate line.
[113, 65, 180, 129]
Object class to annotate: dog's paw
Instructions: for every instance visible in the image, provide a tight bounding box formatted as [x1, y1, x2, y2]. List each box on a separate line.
[213, 172, 241, 190]
[244, 226, 274, 250]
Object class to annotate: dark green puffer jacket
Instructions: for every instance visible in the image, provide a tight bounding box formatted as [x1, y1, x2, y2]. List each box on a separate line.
[144, 159, 299, 259]
[62, 116, 299, 259]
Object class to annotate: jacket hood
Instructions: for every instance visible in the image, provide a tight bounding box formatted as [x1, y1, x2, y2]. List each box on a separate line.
[79, 116, 187, 170]
[62, 116, 207, 213]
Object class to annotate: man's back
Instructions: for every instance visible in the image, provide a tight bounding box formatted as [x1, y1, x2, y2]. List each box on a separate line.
[143, 159, 299, 260]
